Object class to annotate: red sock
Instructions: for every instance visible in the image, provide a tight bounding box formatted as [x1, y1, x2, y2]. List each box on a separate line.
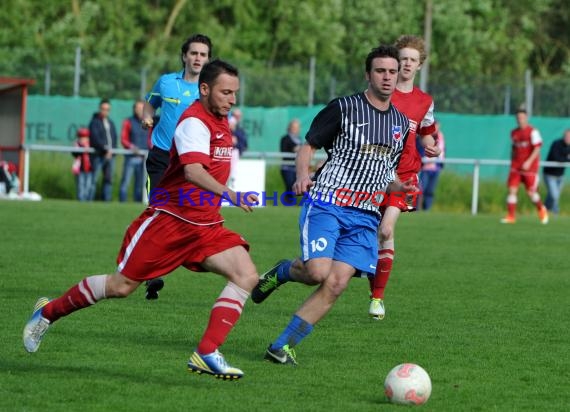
[371, 248, 394, 299]
[507, 202, 516, 217]
[42, 275, 107, 323]
[534, 200, 544, 210]
[197, 282, 248, 355]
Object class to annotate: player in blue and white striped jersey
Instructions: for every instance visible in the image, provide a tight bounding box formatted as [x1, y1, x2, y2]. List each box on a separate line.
[305, 92, 409, 214]
[251, 45, 416, 365]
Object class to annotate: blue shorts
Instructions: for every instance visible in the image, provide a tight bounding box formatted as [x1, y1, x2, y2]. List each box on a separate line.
[298, 201, 379, 274]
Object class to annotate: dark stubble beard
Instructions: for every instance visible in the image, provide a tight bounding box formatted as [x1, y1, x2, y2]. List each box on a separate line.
[368, 85, 391, 102]
[207, 94, 226, 119]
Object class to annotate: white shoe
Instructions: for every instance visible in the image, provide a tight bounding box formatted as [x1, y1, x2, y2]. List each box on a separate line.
[369, 298, 385, 320]
[500, 215, 516, 224]
[23, 297, 51, 353]
[188, 350, 244, 380]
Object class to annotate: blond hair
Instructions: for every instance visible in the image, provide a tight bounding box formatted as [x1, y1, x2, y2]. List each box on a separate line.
[394, 35, 427, 64]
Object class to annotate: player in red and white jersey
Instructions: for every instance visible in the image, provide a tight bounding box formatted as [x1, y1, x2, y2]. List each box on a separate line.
[151, 98, 236, 224]
[23, 60, 260, 380]
[368, 35, 441, 320]
[391, 85, 436, 182]
[500, 108, 548, 224]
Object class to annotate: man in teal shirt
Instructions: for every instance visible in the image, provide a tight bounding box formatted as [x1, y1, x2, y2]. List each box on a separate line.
[143, 34, 212, 194]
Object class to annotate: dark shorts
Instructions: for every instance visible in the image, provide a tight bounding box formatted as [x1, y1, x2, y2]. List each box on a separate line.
[146, 146, 170, 194]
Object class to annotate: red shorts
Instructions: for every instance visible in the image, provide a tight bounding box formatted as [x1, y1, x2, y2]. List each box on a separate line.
[381, 173, 420, 213]
[116, 209, 249, 281]
[507, 169, 538, 192]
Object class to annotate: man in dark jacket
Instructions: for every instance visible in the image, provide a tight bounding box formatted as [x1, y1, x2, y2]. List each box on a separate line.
[119, 100, 148, 202]
[543, 129, 570, 214]
[89, 99, 118, 201]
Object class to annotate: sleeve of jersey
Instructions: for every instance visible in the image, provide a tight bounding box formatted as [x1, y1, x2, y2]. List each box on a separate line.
[175, 117, 211, 168]
[120, 119, 132, 149]
[530, 129, 542, 146]
[418, 100, 436, 136]
[305, 100, 341, 149]
[145, 77, 163, 109]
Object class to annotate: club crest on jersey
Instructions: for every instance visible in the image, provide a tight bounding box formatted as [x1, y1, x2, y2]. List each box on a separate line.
[392, 125, 402, 141]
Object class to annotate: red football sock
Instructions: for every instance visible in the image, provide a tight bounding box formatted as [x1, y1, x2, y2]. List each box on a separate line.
[507, 202, 516, 217]
[197, 282, 249, 355]
[42, 275, 107, 323]
[371, 243, 394, 300]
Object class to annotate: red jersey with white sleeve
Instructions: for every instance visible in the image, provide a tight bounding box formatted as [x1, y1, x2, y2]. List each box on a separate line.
[510, 125, 542, 172]
[149, 100, 233, 225]
[391, 87, 436, 180]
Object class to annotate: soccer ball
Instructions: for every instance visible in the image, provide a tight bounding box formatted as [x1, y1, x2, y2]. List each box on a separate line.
[384, 363, 432, 405]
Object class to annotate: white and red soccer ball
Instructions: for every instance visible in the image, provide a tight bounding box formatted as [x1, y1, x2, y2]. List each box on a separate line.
[384, 363, 432, 405]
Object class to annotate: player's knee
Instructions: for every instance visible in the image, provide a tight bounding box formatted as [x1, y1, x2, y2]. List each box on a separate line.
[227, 259, 258, 290]
[241, 271, 260, 291]
[325, 276, 350, 298]
[380, 225, 393, 241]
[528, 191, 540, 202]
[507, 194, 517, 204]
[305, 266, 329, 284]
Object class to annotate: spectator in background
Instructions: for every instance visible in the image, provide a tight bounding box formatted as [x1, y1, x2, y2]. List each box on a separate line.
[280, 119, 302, 193]
[543, 128, 570, 214]
[0, 160, 19, 197]
[228, 108, 248, 190]
[501, 108, 548, 224]
[71, 128, 93, 202]
[119, 100, 149, 202]
[419, 120, 445, 210]
[88, 99, 118, 202]
[230, 108, 248, 155]
[228, 116, 239, 189]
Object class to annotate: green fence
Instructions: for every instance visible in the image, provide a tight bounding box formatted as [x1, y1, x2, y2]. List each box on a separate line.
[25, 95, 569, 178]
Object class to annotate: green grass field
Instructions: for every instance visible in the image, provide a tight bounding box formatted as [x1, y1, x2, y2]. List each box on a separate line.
[1, 200, 569, 411]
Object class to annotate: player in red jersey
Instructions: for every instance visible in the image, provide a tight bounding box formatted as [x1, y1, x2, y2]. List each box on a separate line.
[368, 35, 441, 320]
[23, 60, 260, 380]
[500, 108, 548, 224]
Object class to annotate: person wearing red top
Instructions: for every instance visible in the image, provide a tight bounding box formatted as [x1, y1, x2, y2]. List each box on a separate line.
[71, 127, 93, 202]
[368, 35, 441, 320]
[500, 108, 548, 224]
[23, 60, 260, 380]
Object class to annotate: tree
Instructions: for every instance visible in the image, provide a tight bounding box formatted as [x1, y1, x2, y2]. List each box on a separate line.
[0, 0, 567, 112]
